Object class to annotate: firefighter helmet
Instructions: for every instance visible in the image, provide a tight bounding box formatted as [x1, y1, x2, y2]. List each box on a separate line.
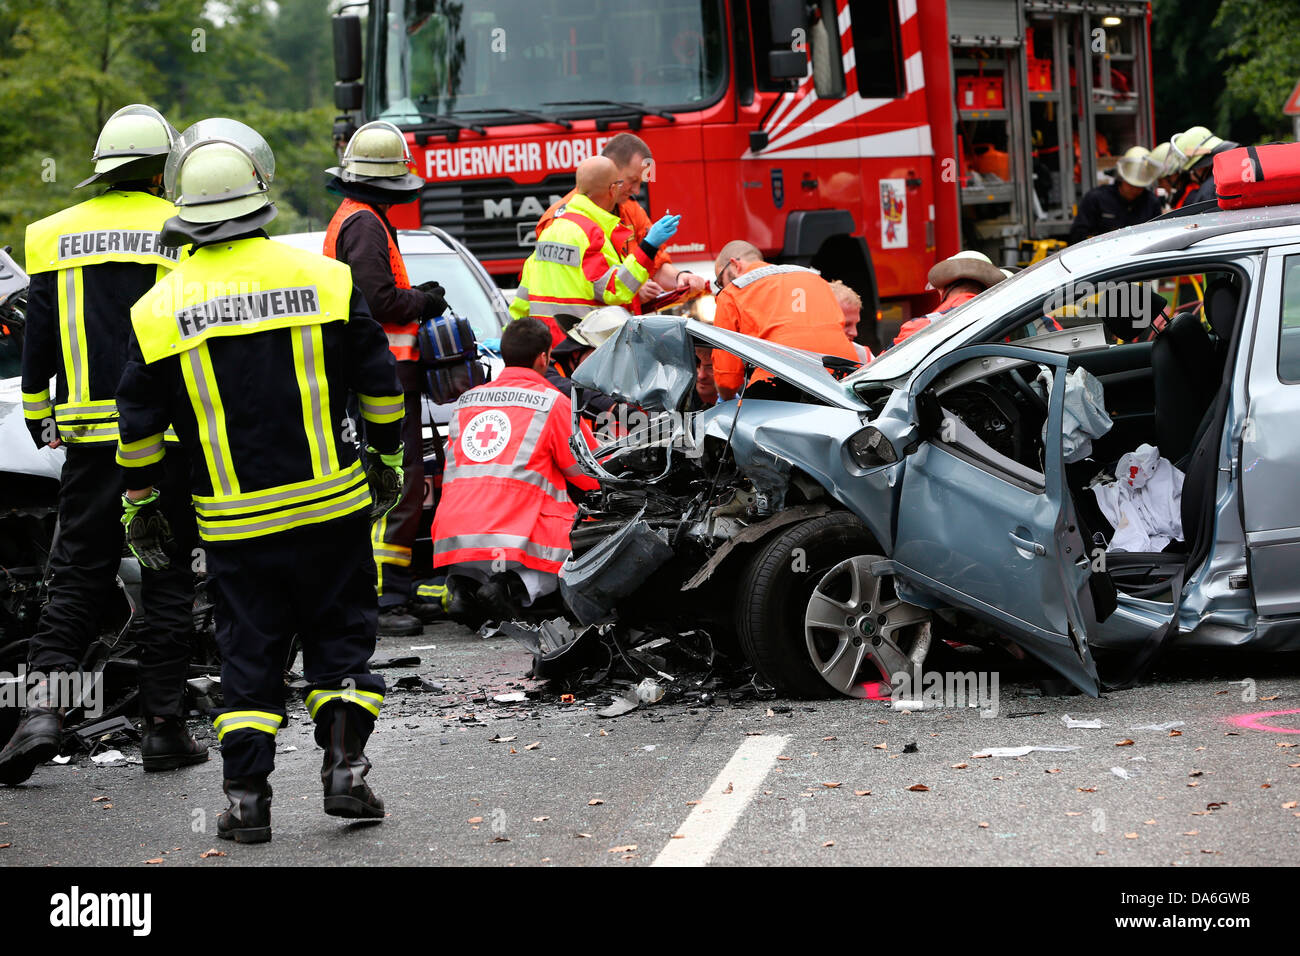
[1170, 126, 1224, 172]
[76, 104, 179, 189]
[1147, 142, 1181, 180]
[164, 118, 276, 224]
[1116, 146, 1159, 189]
[326, 121, 424, 192]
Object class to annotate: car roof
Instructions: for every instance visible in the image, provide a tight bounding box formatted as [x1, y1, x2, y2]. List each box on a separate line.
[272, 228, 463, 255]
[1060, 201, 1300, 272]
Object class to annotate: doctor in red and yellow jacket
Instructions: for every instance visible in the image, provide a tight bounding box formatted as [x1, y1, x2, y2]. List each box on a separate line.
[432, 318, 598, 624]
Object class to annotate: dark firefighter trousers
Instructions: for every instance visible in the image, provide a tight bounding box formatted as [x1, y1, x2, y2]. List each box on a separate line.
[28, 443, 197, 718]
[371, 360, 434, 608]
[205, 512, 385, 779]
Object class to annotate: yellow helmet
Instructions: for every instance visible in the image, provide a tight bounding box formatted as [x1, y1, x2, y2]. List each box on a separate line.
[77, 104, 178, 189]
[164, 118, 275, 224]
[326, 121, 424, 193]
[1170, 126, 1224, 171]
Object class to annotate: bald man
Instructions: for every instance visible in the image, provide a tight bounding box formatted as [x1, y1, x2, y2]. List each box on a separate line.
[711, 240, 858, 400]
[509, 156, 680, 343]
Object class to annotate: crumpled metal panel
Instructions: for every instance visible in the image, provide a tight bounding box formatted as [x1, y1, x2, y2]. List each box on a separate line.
[571, 314, 697, 411]
[560, 513, 677, 626]
[573, 314, 868, 411]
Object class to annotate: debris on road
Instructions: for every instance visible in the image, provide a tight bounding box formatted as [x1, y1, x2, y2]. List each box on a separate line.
[972, 746, 1081, 758]
[1062, 714, 1104, 729]
[1128, 721, 1185, 732]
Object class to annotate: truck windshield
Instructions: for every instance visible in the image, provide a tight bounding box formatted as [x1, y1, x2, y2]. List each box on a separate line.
[375, 0, 727, 123]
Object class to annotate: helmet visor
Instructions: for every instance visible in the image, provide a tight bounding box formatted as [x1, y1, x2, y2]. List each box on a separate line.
[165, 118, 276, 201]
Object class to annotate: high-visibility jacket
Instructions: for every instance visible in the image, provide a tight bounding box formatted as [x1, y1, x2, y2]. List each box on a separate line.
[509, 193, 652, 342]
[537, 192, 671, 279]
[20, 189, 181, 446]
[711, 261, 858, 393]
[432, 366, 598, 577]
[323, 198, 421, 361]
[116, 234, 404, 543]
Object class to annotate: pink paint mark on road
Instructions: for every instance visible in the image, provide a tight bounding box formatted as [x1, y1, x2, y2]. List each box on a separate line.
[1225, 709, 1300, 734]
[861, 681, 891, 701]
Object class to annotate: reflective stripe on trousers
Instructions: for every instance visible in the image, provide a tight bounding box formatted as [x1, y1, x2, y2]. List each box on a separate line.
[213, 709, 283, 741]
[305, 687, 384, 719]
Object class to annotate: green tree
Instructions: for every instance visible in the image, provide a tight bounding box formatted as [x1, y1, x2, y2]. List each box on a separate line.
[1214, 0, 1300, 140]
[0, 0, 337, 238]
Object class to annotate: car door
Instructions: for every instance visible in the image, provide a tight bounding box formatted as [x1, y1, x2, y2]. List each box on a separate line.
[887, 343, 1102, 695]
[1240, 247, 1300, 615]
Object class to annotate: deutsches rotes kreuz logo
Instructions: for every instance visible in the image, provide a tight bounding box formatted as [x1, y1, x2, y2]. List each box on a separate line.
[461, 410, 511, 462]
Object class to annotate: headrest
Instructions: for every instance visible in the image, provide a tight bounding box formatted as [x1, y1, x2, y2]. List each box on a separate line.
[1202, 278, 1239, 341]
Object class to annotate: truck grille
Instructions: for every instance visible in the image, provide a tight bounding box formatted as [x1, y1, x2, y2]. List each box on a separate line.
[420, 175, 576, 264]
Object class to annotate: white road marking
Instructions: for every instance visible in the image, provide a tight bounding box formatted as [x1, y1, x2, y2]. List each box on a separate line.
[651, 734, 791, 867]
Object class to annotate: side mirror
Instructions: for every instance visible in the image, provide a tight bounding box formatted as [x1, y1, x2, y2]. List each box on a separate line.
[333, 14, 363, 83]
[334, 82, 364, 112]
[766, 0, 809, 80]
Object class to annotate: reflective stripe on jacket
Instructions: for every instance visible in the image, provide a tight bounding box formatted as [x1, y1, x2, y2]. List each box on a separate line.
[21, 190, 181, 444]
[432, 366, 598, 576]
[323, 198, 420, 361]
[119, 235, 402, 542]
[508, 193, 652, 342]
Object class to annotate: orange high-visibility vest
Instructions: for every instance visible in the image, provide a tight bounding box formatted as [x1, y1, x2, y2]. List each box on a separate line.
[432, 366, 598, 576]
[323, 198, 419, 361]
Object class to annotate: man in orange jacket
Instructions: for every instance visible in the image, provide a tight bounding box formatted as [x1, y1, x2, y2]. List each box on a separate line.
[536, 133, 708, 308]
[710, 241, 858, 400]
[432, 318, 598, 626]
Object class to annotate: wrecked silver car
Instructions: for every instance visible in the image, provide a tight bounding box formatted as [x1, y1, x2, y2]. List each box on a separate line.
[561, 203, 1300, 699]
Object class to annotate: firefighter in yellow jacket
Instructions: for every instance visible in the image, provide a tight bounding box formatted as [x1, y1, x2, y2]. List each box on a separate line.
[114, 119, 405, 843]
[1, 105, 205, 787]
[509, 155, 680, 342]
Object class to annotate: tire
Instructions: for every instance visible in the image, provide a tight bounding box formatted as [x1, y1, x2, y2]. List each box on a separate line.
[736, 511, 878, 698]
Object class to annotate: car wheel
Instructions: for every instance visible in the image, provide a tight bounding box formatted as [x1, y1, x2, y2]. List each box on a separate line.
[736, 511, 916, 697]
[804, 555, 931, 698]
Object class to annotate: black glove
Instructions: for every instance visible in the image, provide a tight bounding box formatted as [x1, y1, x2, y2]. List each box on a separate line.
[121, 490, 175, 571]
[365, 444, 404, 521]
[417, 280, 449, 317]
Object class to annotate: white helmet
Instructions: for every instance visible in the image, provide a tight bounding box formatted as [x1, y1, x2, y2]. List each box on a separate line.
[326, 121, 423, 192]
[164, 118, 275, 224]
[568, 306, 632, 348]
[77, 104, 178, 188]
[1115, 146, 1158, 189]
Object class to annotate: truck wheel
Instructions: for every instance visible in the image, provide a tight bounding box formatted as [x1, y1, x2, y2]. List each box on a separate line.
[736, 511, 878, 698]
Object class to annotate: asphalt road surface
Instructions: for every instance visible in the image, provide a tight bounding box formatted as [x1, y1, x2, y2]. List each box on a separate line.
[1, 622, 1298, 867]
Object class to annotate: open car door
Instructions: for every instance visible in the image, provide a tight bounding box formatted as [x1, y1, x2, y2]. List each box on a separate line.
[884, 343, 1103, 696]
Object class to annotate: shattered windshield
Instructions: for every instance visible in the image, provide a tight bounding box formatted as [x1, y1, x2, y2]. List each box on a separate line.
[377, 0, 727, 122]
[846, 255, 1073, 385]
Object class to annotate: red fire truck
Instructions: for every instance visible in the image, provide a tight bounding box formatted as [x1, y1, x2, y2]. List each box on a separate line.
[331, 0, 1154, 343]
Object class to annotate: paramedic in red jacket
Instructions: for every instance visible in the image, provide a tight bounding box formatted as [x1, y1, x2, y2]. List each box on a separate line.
[432, 318, 598, 625]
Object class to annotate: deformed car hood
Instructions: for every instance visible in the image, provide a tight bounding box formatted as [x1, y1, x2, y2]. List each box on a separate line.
[572, 314, 869, 411]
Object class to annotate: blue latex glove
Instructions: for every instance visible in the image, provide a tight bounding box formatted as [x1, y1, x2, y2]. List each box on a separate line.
[479, 336, 502, 357]
[646, 214, 681, 248]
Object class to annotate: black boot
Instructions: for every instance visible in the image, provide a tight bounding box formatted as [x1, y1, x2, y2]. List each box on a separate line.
[141, 717, 209, 772]
[377, 606, 423, 637]
[217, 777, 273, 844]
[0, 708, 62, 787]
[317, 704, 385, 819]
